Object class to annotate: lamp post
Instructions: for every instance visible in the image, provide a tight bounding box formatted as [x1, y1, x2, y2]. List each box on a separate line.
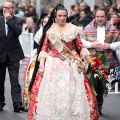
[35, 0, 41, 19]
[64, 0, 75, 15]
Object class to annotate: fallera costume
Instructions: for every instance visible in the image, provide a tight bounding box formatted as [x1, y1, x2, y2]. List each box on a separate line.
[28, 23, 99, 120]
[23, 27, 43, 111]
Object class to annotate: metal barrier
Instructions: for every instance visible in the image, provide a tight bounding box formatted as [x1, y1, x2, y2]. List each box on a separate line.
[19, 32, 34, 57]
[109, 82, 120, 94]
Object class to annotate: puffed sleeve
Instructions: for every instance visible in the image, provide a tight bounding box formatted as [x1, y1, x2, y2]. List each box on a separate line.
[38, 35, 49, 59]
[75, 33, 90, 59]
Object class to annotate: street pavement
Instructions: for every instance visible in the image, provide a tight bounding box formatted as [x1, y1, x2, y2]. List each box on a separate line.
[0, 58, 120, 120]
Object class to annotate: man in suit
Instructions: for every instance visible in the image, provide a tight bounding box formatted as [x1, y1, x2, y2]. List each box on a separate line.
[0, 1, 24, 112]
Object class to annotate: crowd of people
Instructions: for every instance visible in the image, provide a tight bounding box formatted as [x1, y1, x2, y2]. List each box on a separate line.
[0, 0, 120, 120]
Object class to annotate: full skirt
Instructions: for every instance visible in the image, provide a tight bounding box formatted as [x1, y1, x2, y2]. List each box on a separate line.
[28, 56, 99, 120]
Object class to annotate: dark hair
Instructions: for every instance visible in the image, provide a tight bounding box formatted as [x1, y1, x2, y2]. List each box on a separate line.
[95, 8, 108, 17]
[41, 16, 49, 26]
[38, 3, 69, 53]
[111, 7, 119, 13]
[80, 9, 88, 15]
[71, 5, 75, 10]
[79, 1, 87, 7]
[94, 5, 99, 10]
[112, 13, 120, 18]
[94, 2, 105, 10]
[36, 12, 48, 27]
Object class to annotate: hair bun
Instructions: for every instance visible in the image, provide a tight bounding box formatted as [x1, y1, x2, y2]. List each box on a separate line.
[56, 3, 64, 8]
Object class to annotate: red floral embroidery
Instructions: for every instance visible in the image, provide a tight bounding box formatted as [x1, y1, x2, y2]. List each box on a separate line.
[75, 34, 85, 51]
[28, 71, 42, 120]
[84, 75, 99, 120]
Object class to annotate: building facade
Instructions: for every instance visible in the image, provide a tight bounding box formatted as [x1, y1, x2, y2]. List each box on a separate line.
[0, 0, 119, 6]
[0, 0, 119, 19]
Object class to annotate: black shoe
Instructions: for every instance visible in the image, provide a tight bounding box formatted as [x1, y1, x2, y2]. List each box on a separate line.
[0, 105, 3, 111]
[99, 110, 103, 115]
[14, 105, 24, 112]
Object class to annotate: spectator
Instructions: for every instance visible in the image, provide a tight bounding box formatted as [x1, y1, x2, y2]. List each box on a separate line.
[14, 4, 24, 19]
[81, 8, 120, 115]
[79, 1, 87, 11]
[69, 5, 80, 22]
[112, 13, 120, 31]
[26, 6, 38, 23]
[79, 9, 93, 29]
[0, 1, 24, 112]
[47, 5, 54, 17]
[35, 12, 48, 32]
[109, 7, 119, 18]
[23, 15, 49, 111]
[91, 6, 96, 18]
[70, 4, 75, 15]
[104, 1, 110, 11]
[33, 12, 48, 49]
[23, 17, 36, 33]
[34, 16, 49, 44]
[96, 2, 106, 9]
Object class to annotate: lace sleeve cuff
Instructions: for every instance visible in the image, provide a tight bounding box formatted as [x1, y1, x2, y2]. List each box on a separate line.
[38, 51, 49, 60]
[80, 48, 90, 59]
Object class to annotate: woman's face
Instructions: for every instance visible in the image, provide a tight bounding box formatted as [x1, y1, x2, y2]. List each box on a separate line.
[80, 11, 86, 18]
[55, 10, 67, 26]
[42, 17, 49, 27]
[112, 14, 119, 22]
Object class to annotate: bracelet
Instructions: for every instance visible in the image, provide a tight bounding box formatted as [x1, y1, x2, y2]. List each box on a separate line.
[39, 65, 44, 69]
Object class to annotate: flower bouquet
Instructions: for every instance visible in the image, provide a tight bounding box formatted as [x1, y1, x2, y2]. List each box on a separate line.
[86, 54, 111, 97]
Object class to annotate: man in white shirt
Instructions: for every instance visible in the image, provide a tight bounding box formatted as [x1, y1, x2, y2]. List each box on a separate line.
[81, 8, 120, 115]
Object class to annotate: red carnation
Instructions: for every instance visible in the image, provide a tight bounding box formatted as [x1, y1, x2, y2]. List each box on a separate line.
[91, 67, 96, 73]
[104, 75, 108, 79]
[92, 63, 96, 67]
[97, 61, 102, 65]
[94, 58, 102, 65]
[104, 69, 109, 74]
[98, 65, 104, 70]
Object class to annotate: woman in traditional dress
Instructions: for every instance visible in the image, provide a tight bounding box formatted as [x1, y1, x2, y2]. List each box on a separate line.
[28, 4, 99, 120]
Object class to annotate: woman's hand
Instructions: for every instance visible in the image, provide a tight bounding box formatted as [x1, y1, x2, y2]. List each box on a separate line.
[77, 67, 84, 74]
[85, 55, 91, 61]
